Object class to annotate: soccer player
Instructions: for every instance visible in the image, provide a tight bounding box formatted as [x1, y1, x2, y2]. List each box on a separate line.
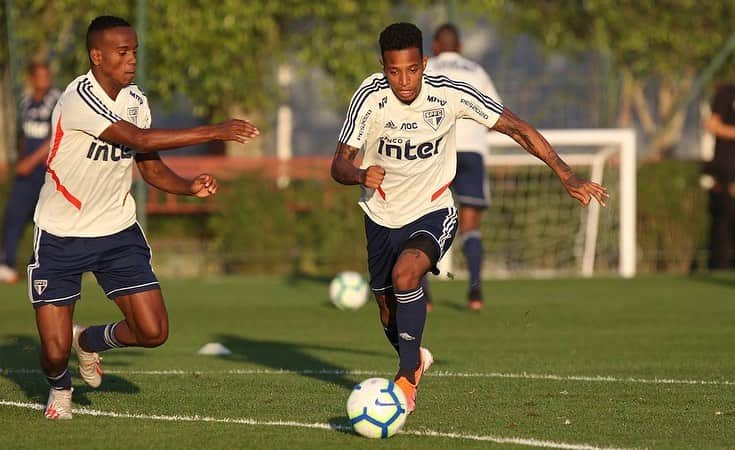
[330, 23, 607, 413]
[426, 23, 502, 311]
[0, 62, 60, 284]
[32, 16, 259, 420]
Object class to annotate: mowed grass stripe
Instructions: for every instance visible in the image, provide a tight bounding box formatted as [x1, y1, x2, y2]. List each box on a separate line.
[0, 400, 637, 450]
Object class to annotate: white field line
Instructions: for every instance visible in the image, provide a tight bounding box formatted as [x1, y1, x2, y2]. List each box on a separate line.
[0, 400, 637, 450]
[2, 367, 734, 386]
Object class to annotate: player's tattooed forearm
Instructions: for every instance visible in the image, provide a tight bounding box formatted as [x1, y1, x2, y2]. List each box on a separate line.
[548, 153, 573, 178]
[342, 146, 359, 161]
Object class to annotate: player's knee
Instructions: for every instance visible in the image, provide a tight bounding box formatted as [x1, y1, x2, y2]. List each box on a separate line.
[391, 264, 422, 291]
[42, 343, 71, 369]
[136, 321, 169, 348]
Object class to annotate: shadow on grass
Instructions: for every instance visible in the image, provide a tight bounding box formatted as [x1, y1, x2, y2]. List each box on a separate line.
[689, 271, 735, 290]
[0, 334, 140, 404]
[327, 416, 355, 435]
[215, 334, 388, 391]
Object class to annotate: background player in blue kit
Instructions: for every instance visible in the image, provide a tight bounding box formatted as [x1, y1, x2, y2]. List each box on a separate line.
[0, 62, 60, 284]
[32, 16, 259, 420]
[331, 22, 608, 414]
[427, 24, 502, 311]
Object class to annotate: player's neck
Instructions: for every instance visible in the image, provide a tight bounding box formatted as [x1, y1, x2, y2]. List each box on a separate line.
[91, 68, 124, 100]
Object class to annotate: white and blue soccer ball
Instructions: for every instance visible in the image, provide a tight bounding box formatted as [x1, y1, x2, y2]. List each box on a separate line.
[347, 377, 407, 438]
[329, 271, 369, 311]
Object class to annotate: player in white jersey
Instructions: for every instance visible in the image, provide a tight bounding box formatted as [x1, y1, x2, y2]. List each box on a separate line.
[426, 23, 501, 311]
[32, 16, 259, 420]
[331, 23, 608, 414]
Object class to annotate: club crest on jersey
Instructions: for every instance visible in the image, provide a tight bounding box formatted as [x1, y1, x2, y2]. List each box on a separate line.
[127, 106, 139, 123]
[423, 108, 445, 131]
[34, 279, 48, 295]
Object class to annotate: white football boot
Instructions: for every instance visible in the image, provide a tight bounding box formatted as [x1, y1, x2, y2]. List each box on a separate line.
[72, 324, 102, 388]
[44, 388, 73, 420]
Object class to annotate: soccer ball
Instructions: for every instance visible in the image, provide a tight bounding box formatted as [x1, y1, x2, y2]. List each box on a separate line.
[329, 271, 369, 310]
[347, 377, 407, 438]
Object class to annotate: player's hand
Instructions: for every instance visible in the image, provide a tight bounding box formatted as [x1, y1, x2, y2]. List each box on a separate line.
[361, 165, 385, 189]
[217, 119, 260, 144]
[14, 158, 35, 176]
[190, 174, 218, 198]
[563, 174, 609, 207]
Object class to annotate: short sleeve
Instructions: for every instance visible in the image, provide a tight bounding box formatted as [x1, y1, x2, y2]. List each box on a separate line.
[61, 81, 122, 138]
[448, 76, 504, 129]
[337, 75, 386, 148]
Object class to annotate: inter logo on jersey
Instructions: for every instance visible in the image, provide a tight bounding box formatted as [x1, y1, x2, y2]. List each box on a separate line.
[377, 136, 443, 160]
[423, 108, 445, 131]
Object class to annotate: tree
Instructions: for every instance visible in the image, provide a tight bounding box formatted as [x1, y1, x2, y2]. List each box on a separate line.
[1, 0, 424, 120]
[467, 0, 735, 159]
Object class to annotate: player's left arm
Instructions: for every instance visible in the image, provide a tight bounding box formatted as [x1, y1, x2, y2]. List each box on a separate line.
[492, 108, 609, 207]
[135, 152, 217, 197]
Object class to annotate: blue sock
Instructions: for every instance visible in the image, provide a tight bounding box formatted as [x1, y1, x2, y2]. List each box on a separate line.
[46, 368, 71, 390]
[463, 231, 483, 298]
[395, 286, 426, 369]
[383, 325, 399, 354]
[82, 322, 127, 352]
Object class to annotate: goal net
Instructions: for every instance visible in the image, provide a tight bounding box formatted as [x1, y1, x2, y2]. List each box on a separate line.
[437, 129, 636, 279]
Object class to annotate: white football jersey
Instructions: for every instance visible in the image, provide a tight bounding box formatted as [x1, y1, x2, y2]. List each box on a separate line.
[34, 71, 151, 237]
[338, 73, 503, 228]
[426, 52, 501, 154]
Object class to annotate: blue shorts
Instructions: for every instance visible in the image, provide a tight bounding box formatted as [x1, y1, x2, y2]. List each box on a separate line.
[27, 223, 159, 308]
[453, 151, 489, 208]
[365, 207, 458, 294]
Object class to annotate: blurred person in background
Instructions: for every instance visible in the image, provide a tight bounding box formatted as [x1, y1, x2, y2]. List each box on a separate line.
[704, 82, 735, 269]
[424, 23, 502, 311]
[0, 62, 60, 284]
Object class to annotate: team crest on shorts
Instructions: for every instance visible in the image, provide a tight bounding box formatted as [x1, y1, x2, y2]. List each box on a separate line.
[423, 108, 445, 131]
[127, 106, 139, 123]
[33, 279, 48, 295]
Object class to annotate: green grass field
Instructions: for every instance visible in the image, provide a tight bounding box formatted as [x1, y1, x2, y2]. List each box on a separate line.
[1, 274, 734, 449]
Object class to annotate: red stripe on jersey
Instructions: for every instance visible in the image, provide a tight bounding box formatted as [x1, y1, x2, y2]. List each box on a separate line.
[377, 186, 386, 200]
[431, 179, 453, 202]
[46, 115, 82, 210]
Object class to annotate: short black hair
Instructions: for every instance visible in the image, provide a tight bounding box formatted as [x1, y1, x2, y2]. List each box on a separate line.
[379, 22, 423, 58]
[434, 23, 459, 41]
[25, 61, 49, 76]
[86, 15, 132, 51]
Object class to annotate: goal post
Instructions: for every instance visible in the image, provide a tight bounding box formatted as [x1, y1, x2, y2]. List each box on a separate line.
[437, 128, 636, 279]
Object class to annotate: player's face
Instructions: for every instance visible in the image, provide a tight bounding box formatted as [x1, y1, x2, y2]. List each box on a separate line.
[29, 66, 52, 94]
[381, 47, 427, 104]
[93, 27, 138, 87]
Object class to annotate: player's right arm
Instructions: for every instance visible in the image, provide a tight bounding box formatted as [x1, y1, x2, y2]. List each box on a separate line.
[60, 85, 259, 153]
[330, 142, 384, 188]
[100, 119, 259, 154]
[331, 74, 387, 188]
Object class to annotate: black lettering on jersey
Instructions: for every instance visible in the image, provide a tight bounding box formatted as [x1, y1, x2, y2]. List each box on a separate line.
[94, 144, 109, 161]
[378, 136, 444, 160]
[129, 90, 144, 105]
[86, 140, 134, 162]
[400, 122, 418, 131]
[426, 95, 447, 106]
